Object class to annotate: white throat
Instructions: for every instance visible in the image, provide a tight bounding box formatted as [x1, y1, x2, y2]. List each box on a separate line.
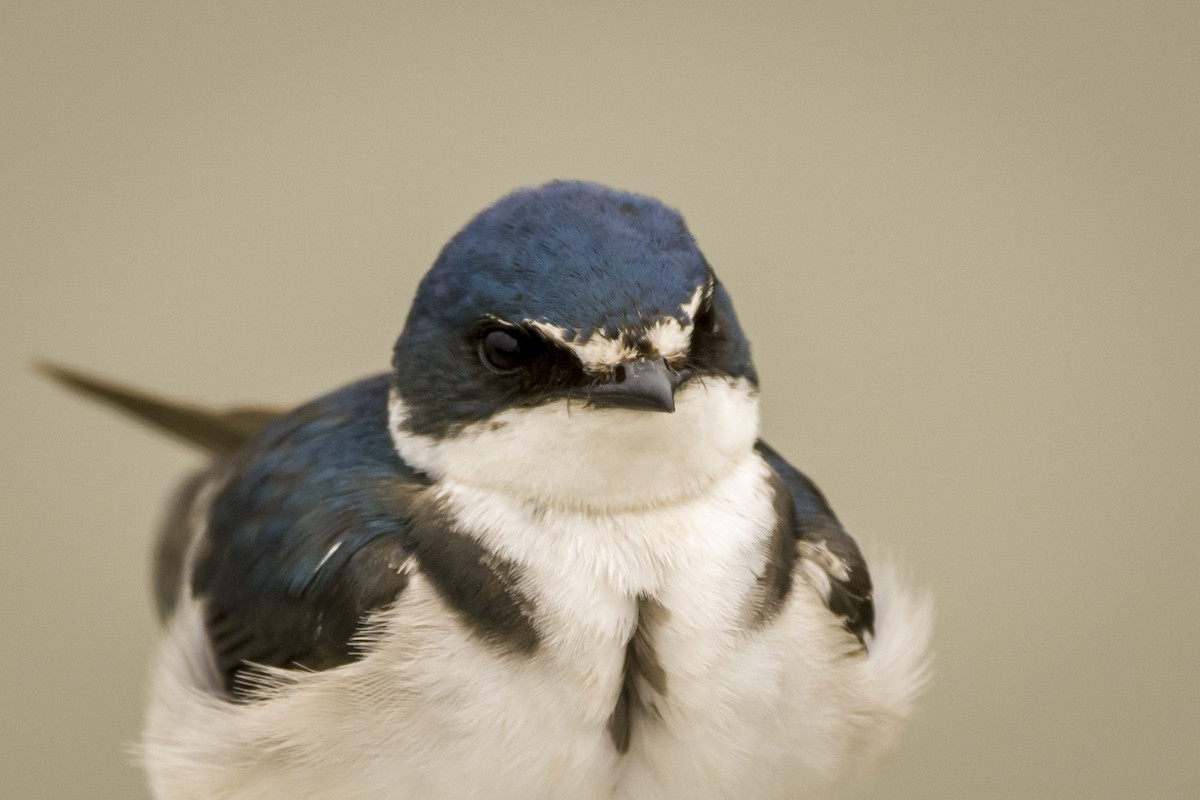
[388, 378, 760, 512]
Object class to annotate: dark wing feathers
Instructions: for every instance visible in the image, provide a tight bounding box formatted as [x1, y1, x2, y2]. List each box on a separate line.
[189, 376, 423, 694]
[187, 375, 537, 697]
[756, 441, 875, 644]
[153, 469, 208, 619]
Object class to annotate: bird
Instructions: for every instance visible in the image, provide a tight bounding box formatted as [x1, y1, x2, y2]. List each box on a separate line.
[42, 181, 931, 800]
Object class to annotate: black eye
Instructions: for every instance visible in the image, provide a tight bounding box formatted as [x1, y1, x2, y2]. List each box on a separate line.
[479, 328, 526, 373]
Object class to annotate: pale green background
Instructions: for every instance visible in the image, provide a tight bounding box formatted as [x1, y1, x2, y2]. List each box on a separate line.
[3, 2, 1198, 798]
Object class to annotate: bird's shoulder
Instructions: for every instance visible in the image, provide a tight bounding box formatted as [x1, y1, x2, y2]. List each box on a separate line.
[755, 441, 875, 644]
[170, 374, 536, 697]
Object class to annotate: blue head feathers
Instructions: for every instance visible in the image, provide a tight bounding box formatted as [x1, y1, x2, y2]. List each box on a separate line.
[393, 181, 756, 437]
[405, 181, 708, 338]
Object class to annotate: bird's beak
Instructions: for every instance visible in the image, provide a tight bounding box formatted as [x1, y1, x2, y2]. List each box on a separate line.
[583, 357, 680, 413]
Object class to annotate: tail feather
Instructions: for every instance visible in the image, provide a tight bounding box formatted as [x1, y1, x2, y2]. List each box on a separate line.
[34, 360, 283, 455]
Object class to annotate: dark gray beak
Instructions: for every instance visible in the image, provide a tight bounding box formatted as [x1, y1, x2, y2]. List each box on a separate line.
[583, 357, 680, 413]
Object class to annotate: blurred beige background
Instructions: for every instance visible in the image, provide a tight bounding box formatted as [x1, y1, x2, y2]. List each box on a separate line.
[3, 2, 1198, 798]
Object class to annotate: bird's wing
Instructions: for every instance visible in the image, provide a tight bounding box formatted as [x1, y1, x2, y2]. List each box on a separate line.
[34, 360, 285, 454]
[185, 375, 538, 698]
[755, 441, 875, 644]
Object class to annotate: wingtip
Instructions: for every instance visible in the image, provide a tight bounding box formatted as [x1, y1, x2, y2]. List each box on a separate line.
[31, 358, 91, 391]
[31, 358, 124, 397]
[35, 360, 286, 454]
[30, 357, 66, 380]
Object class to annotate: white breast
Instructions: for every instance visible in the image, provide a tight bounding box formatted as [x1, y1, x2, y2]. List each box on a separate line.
[143, 455, 928, 800]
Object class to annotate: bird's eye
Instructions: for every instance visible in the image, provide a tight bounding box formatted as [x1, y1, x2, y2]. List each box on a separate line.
[479, 328, 526, 373]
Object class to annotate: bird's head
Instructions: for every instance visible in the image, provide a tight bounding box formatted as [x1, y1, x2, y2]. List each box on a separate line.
[390, 181, 760, 511]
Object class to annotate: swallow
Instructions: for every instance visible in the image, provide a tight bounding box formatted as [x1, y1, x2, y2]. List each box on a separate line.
[43, 181, 930, 799]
